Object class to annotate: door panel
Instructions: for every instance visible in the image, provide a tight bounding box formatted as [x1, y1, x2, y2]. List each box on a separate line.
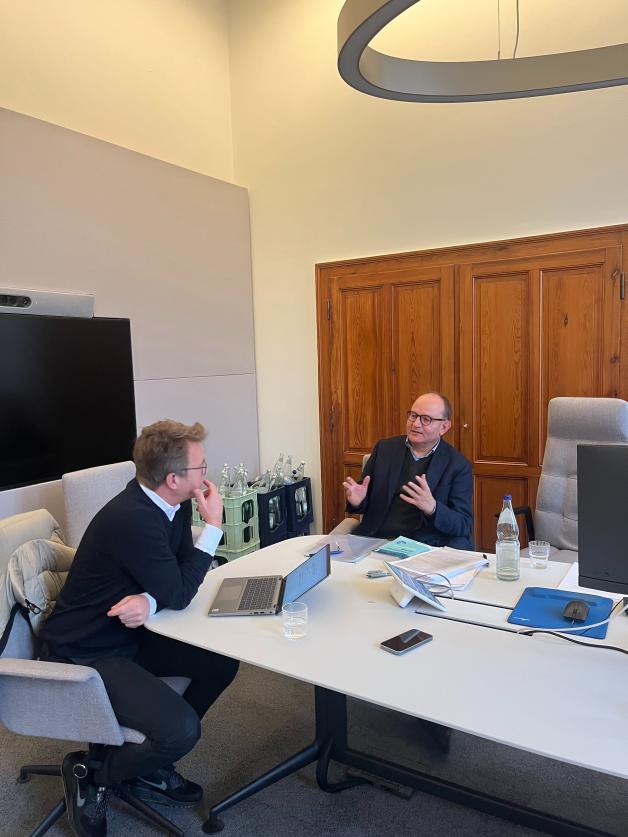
[474, 272, 531, 464]
[460, 247, 622, 550]
[339, 287, 389, 454]
[543, 266, 603, 399]
[391, 269, 455, 433]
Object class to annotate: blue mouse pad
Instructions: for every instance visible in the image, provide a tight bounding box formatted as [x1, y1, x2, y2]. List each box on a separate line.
[508, 587, 614, 639]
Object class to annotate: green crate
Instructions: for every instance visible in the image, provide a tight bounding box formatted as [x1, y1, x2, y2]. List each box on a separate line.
[222, 490, 258, 526]
[216, 542, 260, 562]
[192, 490, 258, 528]
[215, 517, 260, 557]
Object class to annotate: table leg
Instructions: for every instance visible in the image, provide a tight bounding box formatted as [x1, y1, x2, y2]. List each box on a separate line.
[203, 741, 322, 833]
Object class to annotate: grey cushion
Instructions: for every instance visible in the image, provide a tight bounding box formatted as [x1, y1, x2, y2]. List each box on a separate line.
[2, 539, 75, 636]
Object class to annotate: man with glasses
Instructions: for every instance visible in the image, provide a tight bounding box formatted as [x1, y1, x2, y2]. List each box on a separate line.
[41, 420, 239, 837]
[343, 392, 473, 549]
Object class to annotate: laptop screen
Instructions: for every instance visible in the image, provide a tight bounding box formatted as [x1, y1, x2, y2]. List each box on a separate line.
[283, 544, 330, 604]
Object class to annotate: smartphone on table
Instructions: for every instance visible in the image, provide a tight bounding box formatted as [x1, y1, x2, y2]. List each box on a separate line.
[380, 628, 433, 655]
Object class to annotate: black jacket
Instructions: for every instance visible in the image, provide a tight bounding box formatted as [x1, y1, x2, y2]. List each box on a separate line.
[352, 436, 474, 549]
[42, 479, 211, 661]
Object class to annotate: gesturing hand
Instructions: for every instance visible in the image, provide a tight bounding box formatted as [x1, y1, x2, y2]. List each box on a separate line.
[400, 474, 436, 515]
[107, 594, 150, 628]
[342, 475, 370, 508]
[194, 480, 223, 528]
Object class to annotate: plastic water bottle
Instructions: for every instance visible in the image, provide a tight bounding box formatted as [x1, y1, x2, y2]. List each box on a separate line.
[496, 494, 520, 581]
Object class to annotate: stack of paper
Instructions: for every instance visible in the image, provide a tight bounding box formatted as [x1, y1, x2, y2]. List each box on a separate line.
[387, 547, 489, 591]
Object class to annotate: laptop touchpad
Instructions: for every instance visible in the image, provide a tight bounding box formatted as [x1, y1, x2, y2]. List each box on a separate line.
[218, 578, 246, 607]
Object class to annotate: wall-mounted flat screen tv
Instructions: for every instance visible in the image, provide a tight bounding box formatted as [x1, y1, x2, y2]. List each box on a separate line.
[0, 314, 137, 491]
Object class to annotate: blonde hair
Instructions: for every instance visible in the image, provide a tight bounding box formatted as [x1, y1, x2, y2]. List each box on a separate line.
[133, 419, 206, 490]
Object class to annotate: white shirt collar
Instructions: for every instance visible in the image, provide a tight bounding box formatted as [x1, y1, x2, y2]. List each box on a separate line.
[139, 482, 180, 522]
[405, 437, 441, 462]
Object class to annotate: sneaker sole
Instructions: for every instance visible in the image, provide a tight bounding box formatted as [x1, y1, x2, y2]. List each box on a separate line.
[126, 784, 201, 809]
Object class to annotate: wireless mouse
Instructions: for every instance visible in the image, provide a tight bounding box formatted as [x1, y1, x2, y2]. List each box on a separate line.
[562, 599, 590, 622]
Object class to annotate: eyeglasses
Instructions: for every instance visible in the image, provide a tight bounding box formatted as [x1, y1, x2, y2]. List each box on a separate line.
[180, 460, 207, 476]
[406, 411, 448, 426]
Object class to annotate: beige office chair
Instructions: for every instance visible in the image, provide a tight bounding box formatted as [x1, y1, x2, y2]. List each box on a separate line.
[517, 397, 628, 561]
[62, 460, 136, 548]
[0, 509, 187, 836]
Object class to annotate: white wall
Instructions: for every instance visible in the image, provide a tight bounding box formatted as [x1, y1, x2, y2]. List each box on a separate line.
[227, 0, 628, 526]
[0, 0, 234, 181]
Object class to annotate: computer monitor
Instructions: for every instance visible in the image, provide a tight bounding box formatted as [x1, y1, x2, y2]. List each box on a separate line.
[577, 443, 628, 594]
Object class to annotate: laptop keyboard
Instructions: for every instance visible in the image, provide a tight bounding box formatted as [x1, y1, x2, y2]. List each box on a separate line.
[239, 576, 278, 611]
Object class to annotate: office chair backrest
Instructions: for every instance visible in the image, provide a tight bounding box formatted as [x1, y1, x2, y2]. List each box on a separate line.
[62, 460, 136, 548]
[535, 397, 628, 551]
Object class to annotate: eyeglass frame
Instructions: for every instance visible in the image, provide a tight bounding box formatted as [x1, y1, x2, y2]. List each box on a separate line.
[179, 459, 208, 476]
[406, 411, 448, 427]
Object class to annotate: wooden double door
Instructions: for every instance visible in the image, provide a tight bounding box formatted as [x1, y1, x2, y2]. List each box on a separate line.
[317, 226, 626, 550]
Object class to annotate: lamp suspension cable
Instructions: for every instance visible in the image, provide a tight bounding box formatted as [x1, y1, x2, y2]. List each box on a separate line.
[512, 0, 521, 60]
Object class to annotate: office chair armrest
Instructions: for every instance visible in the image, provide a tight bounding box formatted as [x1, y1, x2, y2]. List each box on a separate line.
[329, 517, 359, 535]
[0, 658, 126, 745]
[0, 657, 96, 681]
[512, 506, 535, 541]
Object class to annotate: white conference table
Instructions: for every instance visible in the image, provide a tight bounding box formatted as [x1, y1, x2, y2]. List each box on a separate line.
[148, 536, 628, 835]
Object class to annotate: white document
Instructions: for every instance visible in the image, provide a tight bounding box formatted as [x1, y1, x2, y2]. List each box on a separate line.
[557, 562, 622, 603]
[388, 547, 489, 586]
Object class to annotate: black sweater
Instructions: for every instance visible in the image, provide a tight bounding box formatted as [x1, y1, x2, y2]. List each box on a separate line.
[42, 479, 211, 662]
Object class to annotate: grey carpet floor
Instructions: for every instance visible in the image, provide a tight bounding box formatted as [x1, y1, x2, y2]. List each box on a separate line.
[1, 663, 625, 836]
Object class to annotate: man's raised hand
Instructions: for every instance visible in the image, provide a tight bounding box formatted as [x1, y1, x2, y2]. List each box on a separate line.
[342, 475, 370, 508]
[194, 479, 223, 528]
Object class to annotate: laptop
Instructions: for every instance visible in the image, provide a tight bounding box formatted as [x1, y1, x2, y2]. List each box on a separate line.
[208, 543, 331, 616]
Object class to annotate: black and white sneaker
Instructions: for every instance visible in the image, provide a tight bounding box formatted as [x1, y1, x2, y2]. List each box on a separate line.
[127, 764, 203, 807]
[61, 751, 108, 837]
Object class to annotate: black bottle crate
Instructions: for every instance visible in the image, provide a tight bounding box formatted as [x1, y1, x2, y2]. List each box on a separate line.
[285, 477, 313, 534]
[257, 485, 288, 547]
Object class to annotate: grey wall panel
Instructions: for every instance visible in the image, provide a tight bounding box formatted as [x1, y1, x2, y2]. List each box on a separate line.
[0, 107, 255, 381]
[134, 374, 260, 485]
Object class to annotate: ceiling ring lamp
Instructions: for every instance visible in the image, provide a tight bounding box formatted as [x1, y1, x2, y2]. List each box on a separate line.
[337, 0, 628, 103]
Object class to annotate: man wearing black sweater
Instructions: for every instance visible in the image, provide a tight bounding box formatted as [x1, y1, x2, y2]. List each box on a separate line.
[42, 420, 239, 837]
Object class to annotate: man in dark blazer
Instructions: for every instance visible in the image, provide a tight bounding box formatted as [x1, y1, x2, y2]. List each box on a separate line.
[344, 392, 473, 549]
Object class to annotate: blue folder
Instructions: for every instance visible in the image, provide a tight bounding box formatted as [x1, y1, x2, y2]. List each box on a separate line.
[507, 587, 614, 639]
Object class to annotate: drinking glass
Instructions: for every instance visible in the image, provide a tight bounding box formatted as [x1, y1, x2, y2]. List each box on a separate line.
[529, 540, 550, 569]
[282, 602, 308, 639]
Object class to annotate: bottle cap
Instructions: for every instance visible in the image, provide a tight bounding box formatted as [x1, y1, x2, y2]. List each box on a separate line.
[504, 494, 512, 500]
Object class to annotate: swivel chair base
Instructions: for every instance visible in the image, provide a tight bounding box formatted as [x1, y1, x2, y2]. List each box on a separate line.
[18, 761, 184, 837]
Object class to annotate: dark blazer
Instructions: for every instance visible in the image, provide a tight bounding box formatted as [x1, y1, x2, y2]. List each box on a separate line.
[352, 436, 474, 549]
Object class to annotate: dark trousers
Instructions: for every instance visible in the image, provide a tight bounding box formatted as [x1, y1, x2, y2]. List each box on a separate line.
[46, 630, 239, 787]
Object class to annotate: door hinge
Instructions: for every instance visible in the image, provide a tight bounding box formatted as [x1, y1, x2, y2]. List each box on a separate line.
[326, 299, 332, 320]
[329, 407, 334, 433]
